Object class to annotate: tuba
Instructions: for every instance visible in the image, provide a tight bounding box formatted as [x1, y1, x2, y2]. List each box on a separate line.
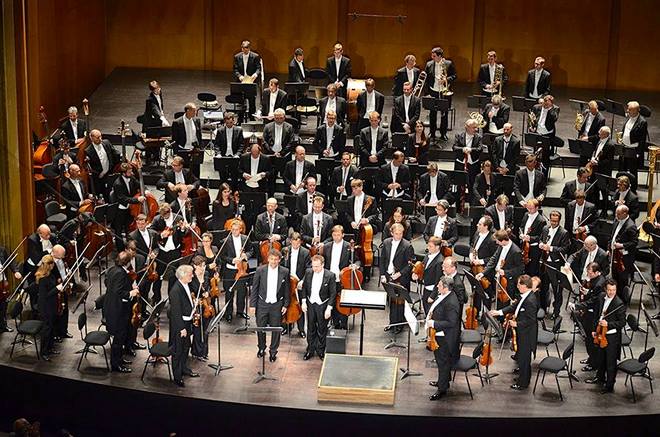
[574, 111, 585, 132]
[412, 70, 427, 98]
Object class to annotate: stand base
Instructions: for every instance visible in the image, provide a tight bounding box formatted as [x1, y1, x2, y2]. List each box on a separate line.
[208, 363, 234, 376]
[478, 371, 499, 384]
[253, 372, 277, 384]
[12, 339, 32, 346]
[75, 347, 99, 355]
[399, 368, 423, 380]
[384, 333, 406, 350]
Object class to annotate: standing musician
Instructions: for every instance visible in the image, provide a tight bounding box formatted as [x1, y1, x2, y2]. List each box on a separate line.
[584, 280, 626, 394]
[301, 197, 334, 252]
[392, 54, 420, 97]
[283, 146, 317, 196]
[36, 255, 59, 360]
[208, 184, 236, 231]
[125, 241, 148, 356]
[477, 229, 524, 303]
[412, 236, 444, 315]
[564, 190, 598, 248]
[492, 123, 520, 176]
[423, 200, 458, 249]
[169, 264, 200, 387]
[104, 251, 140, 373]
[326, 43, 352, 98]
[418, 163, 451, 207]
[143, 80, 169, 131]
[538, 211, 570, 318]
[489, 275, 539, 390]
[250, 249, 290, 362]
[611, 175, 639, 221]
[382, 207, 413, 241]
[219, 220, 254, 323]
[112, 163, 145, 236]
[485, 194, 514, 232]
[610, 205, 638, 291]
[259, 78, 287, 120]
[295, 176, 325, 218]
[568, 262, 606, 372]
[524, 56, 551, 99]
[406, 120, 429, 165]
[567, 236, 610, 283]
[379, 223, 414, 334]
[0, 244, 22, 333]
[313, 110, 346, 159]
[356, 78, 385, 131]
[358, 111, 390, 168]
[60, 164, 92, 218]
[483, 95, 510, 135]
[426, 276, 461, 400]
[513, 154, 546, 207]
[196, 232, 219, 271]
[60, 106, 87, 145]
[346, 178, 381, 240]
[469, 216, 497, 313]
[288, 47, 307, 83]
[86, 129, 120, 199]
[171, 102, 203, 176]
[517, 199, 547, 276]
[254, 198, 288, 251]
[319, 84, 348, 127]
[239, 143, 272, 193]
[453, 118, 483, 197]
[150, 203, 186, 303]
[331, 152, 358, 203]
[26, 224, 57, 276]
[529, 95, 559, 172]
[560, 167, 594, 207]
[213, 112, 244, 158]
[620, 101, 648, 173]
[322, 225, 353, 330]
[581, 126, 615, 177]
[190, 255, 212, 361]
[233, 40, 262, 118]
[169, 184, 196, 227]
[442, 257, 467, 316]
[424, 47, 456, 141]
[128, 214, 160, 303]
[577, 100, 606, 144]
[300, 255, 336, 361]
[473, 160, 499, 207]
[282, 233, 311, 337]
[378, 151, 411, 200]
[391, 81, 421, 134]
[156, 156, 200, 204]
[477, 51, 508, 98]
[50, 245, 74, 342]
[262, 109, 294, 162]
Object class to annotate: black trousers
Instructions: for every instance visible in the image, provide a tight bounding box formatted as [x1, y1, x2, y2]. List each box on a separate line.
[54, 300, 69, 338]
[177, 150, 202, 179]
[612, 264, 631, 294]
[110, 326, 128, 369]
[595, 333, 621, 390]
[191, 317, 210, 358]
[306, 302, 329, 355]
[433, 336, 452, 391]
[581, 313, 597, 365]
[256, 301, 283, 353]
[40, 313, 55, 354]
[154, 249, 180, 303]
[331, 281, 348, 329]
[0, 299, 8, 330]
[515, 334, 534, 387]
[453, 160, 480, 205]
[223, 268, 247, 316]
[421, 287, 434, 316]
[172, 322, 192, 382]
[113, 208, 132, 237]
[428, 90, 451, 137]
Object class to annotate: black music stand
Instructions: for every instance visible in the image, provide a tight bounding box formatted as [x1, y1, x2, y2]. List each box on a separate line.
[513, 206, 527, 224]
[209, 230, 229, 248]
[568, 139, 594, 159]
[284, 82, 309, 121]
[145, 126, 172, 139]
[563, 307, 586, 383]
[468, 206, 486, 236]
[283, 194, 298, 214]
[399, 300, 423, 380]
[512, 96, 537, 140]
[392, 132, 408, 151]
[640, 303, 659, 352]
[464, 271, 492, 309]
[234, 272, 255, 334]
[230, 82, 258, 123]
[605, 99, 626, 134]
[207, 301, 233, 376]
[356, 167, 380, 196]
[315, 157, 336, 195]
[422, 97, 450, 146]
[162, 255, 193, 283]
[213, 156, 241, 188]
[383, 281, 410, 350]
[247, 326, 283, 383]
[383, 198, 414, 222]
[73, 285, 95, 355]
[467, 95, 489, 110]
[481, 311, 504, 383]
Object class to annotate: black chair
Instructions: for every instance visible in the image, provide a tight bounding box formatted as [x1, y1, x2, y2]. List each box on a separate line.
[537, 315, 562, 357]
[141, 321, 173, 382]
[533, 343, 574, 401]
[76, 312, 110, 372]
[9, 301, 43, 360]
[621, 314, 640, 359]
[618, 347, 655, 403]
[197, 92, 220, 110]
[460, 328, 483, 353]
[548, 138, 566, 179]
[95, 294, 107, 331]
[174, 111, 184, 120]
[44, 200, 67, 229]
[451, 341, 485, 399]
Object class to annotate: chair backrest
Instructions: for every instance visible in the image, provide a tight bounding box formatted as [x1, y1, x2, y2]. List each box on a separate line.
[639, 105, 652, 118]
[536, 308, 546, 320]
[95, 293, 106, 311]
[9, 300, 23, 320]
[552, 315, 563, 333]
[638, 347, 655, 364]
[472, 341, 484, 360]
[562, 343, 574, 361]
[44, 200, 62, 217]
[627, 314, 639, 332]
[77, 312, 87, 332]
[143, 322, 156, 340]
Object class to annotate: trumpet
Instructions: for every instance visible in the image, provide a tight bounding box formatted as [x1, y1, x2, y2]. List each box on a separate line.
[574, 111, 585, 132]
[412, 71, 427, 98]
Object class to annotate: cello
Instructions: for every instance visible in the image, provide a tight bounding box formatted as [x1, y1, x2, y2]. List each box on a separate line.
[259, 240, 282, 264]
[282, 248, 303, 324]
[337, 241, 363, 317]
[224, 191, 246, 233]
[128, 150, 159, 227]
[33, 106, 54, 175]
[356, 197, 374, 268]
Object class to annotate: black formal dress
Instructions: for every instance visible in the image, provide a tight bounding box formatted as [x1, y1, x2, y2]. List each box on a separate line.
[85, 140, 120, 198]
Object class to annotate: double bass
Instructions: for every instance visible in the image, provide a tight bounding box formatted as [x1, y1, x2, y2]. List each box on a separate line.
[128, 150, 159, 227]
[282, 248, 302, 324]
[337, 241, 363, 316]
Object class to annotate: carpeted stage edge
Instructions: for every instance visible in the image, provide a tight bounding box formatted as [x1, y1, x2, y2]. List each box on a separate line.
[1, 365, 657, 436]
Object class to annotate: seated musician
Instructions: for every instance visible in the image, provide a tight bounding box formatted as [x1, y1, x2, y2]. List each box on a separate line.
[295, 176, 325, 218]
[567, 235, 610, 283]
[564, 189, 598, 245]
[524, 56, 551, 100]
[513, 154, 546, 207]
[313, 110, 346, 159]
[578, 100, 606, 145]
[620, 100, 648, 173]
[52, 141, 78, 178]
[156, 156, 200, 204]
[358, 111, 390, 168]
[418, 162, 451, 207]
[219, 220, 254, 323]
[517, 199, 547, 276]
[319, 84, 347, 127]
[171, 102, 203, 176]
[492, 122, 520, 176]
[283, 146, 317, 196]
[208, 183, 236, 231]
[239, 143, 272, 193]
[212, 112, 244, 157]
[60, 164, 92, 218]
[322, 225, 354, 330]
[476, 229, 524, 303]
[391, 81, 421, 135]
[539, 210, 571, 318]
[60, 106, 87, 145]
[150, 203, 186, 302]
[392, 54, 420, 97]
[326, 43, 351, 98]
[258, 78, 287, 120]
[581, 126, 615, 177]
[331, 152, 358, 204]
[485, 194, 513, 231]
[482, 95, 510, 135]
[383, 207, 413, 241]
[423, 200, 458, 251]
[288, 47, 306, 83]
[406, 120, 429, 165]
[473, 160, 499, 207]
[112, 163, 145, 236]
[583, 280, 627, 394]
[378, 150, 411, 200]
[412, 236, 443, 314]
[262, 109, 294, 159]
[452, 118, 483, 193]
[560, 167, 595, 207]
[301, 197, 334, 253]
[300, 255, 337, 361]
[190, 255, 212, 361]
[469, 216, 497, 313]
[86, 129, 120, 199]
[232, 40, 261, 118]
[477, 51, 508, 96]
[610, 205, 638, 291]
[254, 197, 288, 250]
[356, 78, 385, 131]
[611, 175, 639, 220]
[282, 232, 311, 337]
[379, 223, 415, 334]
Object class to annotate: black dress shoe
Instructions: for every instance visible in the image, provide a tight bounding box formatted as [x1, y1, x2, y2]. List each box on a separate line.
[318, 352, 325, 361]
[303, 352, 313, 360]
[174, 380, 185, 388]
[41, 354, 50, 361]
[0, 326, 13, 333]
[184, 370, 200, 377]
[257, 349, 265, 358]
[299, 331, 306, 339]
[581, 364, 594, 372]
[513, 367, 520, 374]
[225, 315, 233, 323]
[585, 377, 603, 384]
[429, 381, 438, 387]
[384, 326, 392, 332]
[282, 326, 289, 335]
[269, 354, 277, 362]
[238, 312, 250, 320]
[133, 342, 146, 350]
[429, 391, 446, 401]
[125, 349, 137, 358]
[579, 358, 589, 364]
[600, 387, 614, 394]
[121, 358, 133, 365]
[510, 384, 526, 390]
[113, 366, 132, 373]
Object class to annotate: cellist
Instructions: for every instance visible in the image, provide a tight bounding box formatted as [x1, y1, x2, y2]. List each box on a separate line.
[299, 255, 337, 361]
[219, 220, 253, 323]
[282, 233, 311, 337]
[476, 229, 524, 304]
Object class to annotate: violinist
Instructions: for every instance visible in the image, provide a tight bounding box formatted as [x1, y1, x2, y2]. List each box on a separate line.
[60, 106, 87, 145]
[156, 156, 200, 204]
[412, 237, 443, 315]
[442, 257, 467, 317]
[610, 205, 638, 291]
[124, 242, 148, 356]
[296, 176, 326, 219]
[417, 163, 451, 207]
[301, 196, 333, 253]
[583, 280, 626, 394]
[208, 183, 236, 231]
[169, 264, 200, 387]
[190, 256, 212, 362]
[378, 151, 411, 200]
[469, 216, 497, 311]
[513, 154, 546, 207]
[538, 211, 570, 318]
[559, 167, 594, 207]
[426, 276, 461, 400]
[472, 160, 499, 207]
[86, 129, 120, 199]
[492, 123, 520, 176]
[423, 200, 458, 250]
[564, 189, 597, 247]
[283, 146, 317, 196]
[150, 203, 186, 303]
[169, 184, 195, 225]
[485, 194, 514, 232]
[112, 162, 145, 236]
[331, 152, 358, 204]
[50, 245, 74, 342]
[254, 198, 288, 248]
[35, 255, 59, 360]
[405, 120, 429, 165]
[300, 255, 337, 361]
[219, 220, 253, 323]
[282, 233, 311, 337]
[104, 251, 140, 373]
[477, 229, 524, 303]
[568, 262, 606, 372]
[383, 207, 413, 241]
[488, 275, 539, 391]
[0, 245, 22, 334]
[128, 214, 159, 260]
[517, 199, 546, 276]
[26, 224, 57, 274]
[322, 225, 353, 330]
[60, 164, 92, 217]
[567, 235, 610, 283]
[379, 223, 414, 333]
[611, 175, 639, 221]
[196, 232, 219, 271]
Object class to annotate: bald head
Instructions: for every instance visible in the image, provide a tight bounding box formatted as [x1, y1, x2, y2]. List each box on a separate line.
[52, 244, 66, 259]
[37, 224, 51, 239]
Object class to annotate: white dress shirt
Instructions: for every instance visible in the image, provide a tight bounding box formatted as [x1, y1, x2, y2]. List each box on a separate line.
[429, 174, 438, 205]
[497, 209, 507, 230]
[403, 95, 411, 123]
[93, 142, 110, 176]
[623, 116, 638, 148]
[273, 123, 283, 152]
[242, 53, 249, 77]
[364, 91, 375, 118]
[330, 242, 343, 281]
[70, 120, 79, 141]
[406, 67, 414, 85]
[531, 70, 541, 98]
[600, 296, 618, 334]
[310, 270, 324, 305]
[160, 215, 176, 252]
[182, 116, 196, 149]
[583, 113, 594, 135]
[266, 266, 279, 304]
[226, 235, 243, 269]
[139, 229, 151, 249]
[289, 248, 299, 279]
[593, 138, 606, 160]
[526, 169, 536, 200]
[353, 193, 364, 222]
[537, 107, 550, 135]
[225, 127, 234, 155]
[268, 91, 278, 116]
[500, 135, 511, 168]
[72, 179, 84, 201]
[387, 239, 401, 275]
[250, 155, 260, 176]
[433, 216, 447, 238]
[370, 127, 379, 155]
[581, 248, 597, 280]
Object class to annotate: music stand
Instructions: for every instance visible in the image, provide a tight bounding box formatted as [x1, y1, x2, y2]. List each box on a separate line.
[340, 288, 387, 355]
[247, 326, 283, 383]
[213, 156, 240, 187]
[568, 99, 588, 113]
[468, 206, 486, 235]
[356, 167, 379, 195]
[605, 99, 626, 134]
[283, 194, 298, 215]
[641, 303, 659, 352]
[383, 281, 410, 350]
[568, 139, 594, 158]
[481, 311, 504, 383]
[162, 255, 193, 283]
[335, 199, 349, 223]
[383, 199, 414, 223]
[206, 301, 234, 376]
[563, 307, 586, 383]
[284, 82, 309, 121]
[73, 285, 94, 354]
[464, 271, 491, 308]
[233, 272, 255, 334]
[400, 300, 423, 380]
[392, 132, 408, 151]
[513, 206, 527, 224]
[209, 230, 229, 248]
[230, 82, 258, 123]
[422, 97, 449, 146]
[315, 158, 336, 194]
[467, 95, 488, 110]
[512, 96, 537, 139]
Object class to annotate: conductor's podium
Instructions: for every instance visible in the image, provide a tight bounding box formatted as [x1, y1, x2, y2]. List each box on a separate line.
[318, 354, 398, 405]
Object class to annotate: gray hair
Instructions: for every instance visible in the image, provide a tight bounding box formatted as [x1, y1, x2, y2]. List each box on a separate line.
[67, 106, 78, 114]
[438, 276, 453, 291]
[175, 264, 193, 280]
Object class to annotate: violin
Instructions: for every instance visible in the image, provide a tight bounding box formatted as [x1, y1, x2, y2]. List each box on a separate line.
[470, 249, 491, 290]
[202, 294, 216, 319]
[131, 292, 142, 329]
[612, 248, 625, 273]
[521, 226, 531, 265]
[147, 255, 159, 282]
[151, 319, 163, 346]
[427, 327, 439, 351]
[479, 340, 494, 367]
[503, 314, 518, 352]
[209, 276, 221, 299]
[496, 259, 509, 303]
[594, 323, 608, 349]
[337, 241, 363, 316]
[464, 292, 479, 330]
[441, 245, 453, 258]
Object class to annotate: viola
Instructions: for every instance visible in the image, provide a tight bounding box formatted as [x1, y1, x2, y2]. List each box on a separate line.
[202, 295, 216, 319]
[209, 276, 221, 299]
[131, 293, 142, 329]
[479, 341, 494, 367]
[441, 246, 453, 258]
[503, 314, 518, 352]
[464, 292, 479, 330]
[147, 257, 159, 282]
[427, 327, 439, 351]
[411, 261, 424, 281]
[594, 323, 608, 349]
[496, 259, 509, 303]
